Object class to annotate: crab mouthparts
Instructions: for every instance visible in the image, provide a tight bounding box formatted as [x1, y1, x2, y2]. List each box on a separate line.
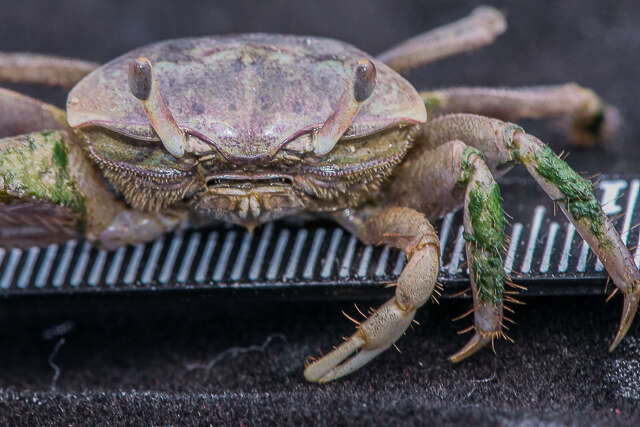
[205, 175, 293, 188]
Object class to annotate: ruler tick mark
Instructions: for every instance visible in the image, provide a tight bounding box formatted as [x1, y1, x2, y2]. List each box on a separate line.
[303, 228, 326, 279]
[266, 229, 290, 280]
[123, 244, 144, 285]
[284, 229, 308, 280]
[177, 232, 201, 283]
[17, 247, 39, 289]
[320, 228, 343, 279]
[141, 237, 166, 284]
[357, 245, 373, 278]
[504, 223, 523, 275]
[1, 248, 22, 289]
[540, 222, 559, 273]
[339, 235, 358, 278]
[159, 232, 184, 284]
[194, 231, 218, 282]
[53, 240, 77, 288]
[249, 223, 274, 280]
[521, 206, 545, 274]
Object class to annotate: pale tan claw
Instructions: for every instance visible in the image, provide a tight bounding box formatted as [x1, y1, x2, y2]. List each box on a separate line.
[314, 59, 376, 155]
[304, 299, 414, 383]
[305, 207, 439, 382]
[128, 57, 187, 158]
[610, 290, 640, 352]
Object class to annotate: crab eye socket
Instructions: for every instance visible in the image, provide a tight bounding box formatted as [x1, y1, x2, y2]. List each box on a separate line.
[128, 57, 187, 158]
[314, 59, 377, 155]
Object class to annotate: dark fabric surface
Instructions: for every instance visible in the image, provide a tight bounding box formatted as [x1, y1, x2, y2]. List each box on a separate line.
[1, 296, 639, 425]
[1, 0, 640, 425]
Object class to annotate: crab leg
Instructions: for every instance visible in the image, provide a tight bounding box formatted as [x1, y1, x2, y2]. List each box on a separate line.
[0, 52, 97, 88]
[377, 6, 506, 73]
[420, 84, 619, 146]
[0, 87, 68, 138]
[304, 207, 440, 383]
[382, 140, 507, 360]
[0, 88, 188, 249]
[421, 114, 640, 353]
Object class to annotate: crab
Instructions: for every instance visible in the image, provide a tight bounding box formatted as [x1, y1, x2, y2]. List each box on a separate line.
[0, 6, 638, 383]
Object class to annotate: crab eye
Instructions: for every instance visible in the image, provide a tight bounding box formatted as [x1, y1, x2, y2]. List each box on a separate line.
[128, 57, 187, 158]
[314, 59, 377, 155]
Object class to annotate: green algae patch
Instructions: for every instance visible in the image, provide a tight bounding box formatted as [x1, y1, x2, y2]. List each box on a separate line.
[0, 131, 87, 231]
[458, 146, 484, 187]
[52, 138, 68, 171]
[533, 145, 608, 246]
[464, 183, 506, 305]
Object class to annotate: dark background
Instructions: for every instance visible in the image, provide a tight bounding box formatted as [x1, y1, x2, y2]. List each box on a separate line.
[1, 0, 640, 425]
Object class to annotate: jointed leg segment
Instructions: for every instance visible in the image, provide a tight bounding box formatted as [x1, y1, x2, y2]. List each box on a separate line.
[378, 6, 506, 73]
[0, 88, 188, 249]
[304, 207, 440, 383]
[383, 140, 510, 361]
[421, 114, 640, 352]
[0, 52, 97, 88]
[421, 85, 619, 147]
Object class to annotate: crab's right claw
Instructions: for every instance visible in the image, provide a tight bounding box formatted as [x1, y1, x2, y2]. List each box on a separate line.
[610, 290, 640, 352]
[304, 299, 414, 383]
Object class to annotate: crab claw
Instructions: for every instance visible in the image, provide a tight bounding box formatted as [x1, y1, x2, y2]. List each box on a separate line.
[314, 59, 376, 155]
[128, 57, 187, 158]
[304, 299, 413, 383]
[609, 290, 640, 352]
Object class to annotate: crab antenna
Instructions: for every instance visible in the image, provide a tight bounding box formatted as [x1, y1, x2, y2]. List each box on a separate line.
[128, 57, 186, 158]
[314, 59, 377, 155]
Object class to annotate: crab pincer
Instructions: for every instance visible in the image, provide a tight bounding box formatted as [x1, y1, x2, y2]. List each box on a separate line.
[305, 208, 441, 382]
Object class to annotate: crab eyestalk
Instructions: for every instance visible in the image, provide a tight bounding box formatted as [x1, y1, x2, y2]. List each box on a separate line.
[128, 57, 187, 158]
[314, 59, 377, 155]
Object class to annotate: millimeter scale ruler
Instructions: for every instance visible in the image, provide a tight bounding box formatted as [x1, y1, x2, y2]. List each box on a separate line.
[0, 175, 639, 299]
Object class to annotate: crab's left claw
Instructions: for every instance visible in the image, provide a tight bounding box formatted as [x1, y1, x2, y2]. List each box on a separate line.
[305, 208, 439, 383]
[304, 299, 415, 383]
[610, 290, 640, 352]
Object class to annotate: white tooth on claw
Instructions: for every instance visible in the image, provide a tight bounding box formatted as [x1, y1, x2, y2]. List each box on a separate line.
[314, 59, 377, 155]
[128, 57, 187, 158]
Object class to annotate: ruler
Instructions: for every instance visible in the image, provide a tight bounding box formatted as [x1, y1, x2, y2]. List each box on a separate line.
[0, 175, 638, 298]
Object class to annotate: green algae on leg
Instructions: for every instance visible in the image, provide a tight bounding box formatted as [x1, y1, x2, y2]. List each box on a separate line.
[532, 145, 608, 246]
[0, 130, 87, 231]
[465, 183, 505, 305]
